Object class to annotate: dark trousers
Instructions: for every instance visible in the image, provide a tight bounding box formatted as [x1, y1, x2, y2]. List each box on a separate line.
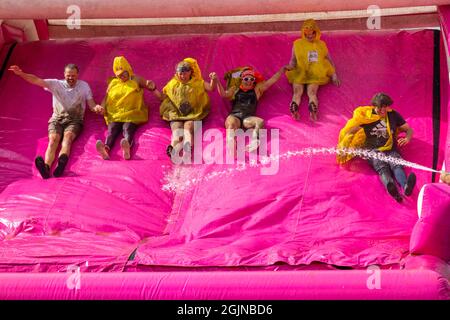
[105, 122, 138, 150]
[367, 149, 407, 189]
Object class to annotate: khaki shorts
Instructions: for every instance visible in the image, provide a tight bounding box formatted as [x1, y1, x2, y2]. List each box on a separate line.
[48, 116, 83, 137]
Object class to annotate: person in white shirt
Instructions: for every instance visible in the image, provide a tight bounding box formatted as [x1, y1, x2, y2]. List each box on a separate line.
[9, 64, 104, 179]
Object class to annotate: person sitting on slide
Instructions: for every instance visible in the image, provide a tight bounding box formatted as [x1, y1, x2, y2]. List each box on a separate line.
[9, 64, 104, 179]
[217, 65, 292, 155]
[337, 93, 416, 203]
[95, 56, 155, 160]
[151, 58, 217, 161]
[286, 19, 340, 121]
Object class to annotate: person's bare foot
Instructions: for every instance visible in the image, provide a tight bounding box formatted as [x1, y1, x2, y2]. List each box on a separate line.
[96, 140, 110, 160]
[290, 101, 300, 120]
[120, 138, 131, 160]
[246, 139, 260, 153]
[309, 102, 318, 122]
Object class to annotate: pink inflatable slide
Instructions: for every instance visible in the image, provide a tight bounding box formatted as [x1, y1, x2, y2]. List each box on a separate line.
[0, 2, 448, 300]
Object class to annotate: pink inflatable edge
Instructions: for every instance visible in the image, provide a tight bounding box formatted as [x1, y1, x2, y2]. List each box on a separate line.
[0, 270, 447, 300]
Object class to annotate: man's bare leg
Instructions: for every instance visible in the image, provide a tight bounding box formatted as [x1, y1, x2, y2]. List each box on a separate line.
[307, 84, 319, 121]
[168, 121, 184, 159]
[53, 131, 76, 177]
[290, 83, 304, 120]
[35, 132, 61, 179]
[44, 132, 61, 167]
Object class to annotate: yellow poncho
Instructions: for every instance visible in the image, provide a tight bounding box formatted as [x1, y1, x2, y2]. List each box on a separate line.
[286, 19, 335, 85]
[336, 106, 394, 164]
[104, 56, 148, 125]
[160, 57, 210, 121]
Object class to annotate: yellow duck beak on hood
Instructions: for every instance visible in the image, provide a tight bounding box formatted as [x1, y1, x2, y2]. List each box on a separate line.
[301, 19, 321, 41]
[113, 56, 134, 78]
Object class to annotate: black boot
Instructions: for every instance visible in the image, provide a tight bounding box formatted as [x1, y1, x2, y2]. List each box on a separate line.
[34, 156, 50, 179]
[380, 169, 402, 203]
[404, 172, 416, 196]
[387, 182, 402, 203]
[53, 154, 69, 177]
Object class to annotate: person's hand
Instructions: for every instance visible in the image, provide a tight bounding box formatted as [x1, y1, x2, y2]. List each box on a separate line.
[146, 80, 156, 91]
[94, 105, 105, 115]
[282, 65, 294, 72]
[8, 65, 23, 75]
[397, 136, 411, 147]
[209, 72, 218, 81]
[331, 73, 341, 87]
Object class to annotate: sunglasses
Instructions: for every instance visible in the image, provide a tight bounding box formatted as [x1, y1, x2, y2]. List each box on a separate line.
[242, 77, 255, 82]
[177, 67, 191, 73]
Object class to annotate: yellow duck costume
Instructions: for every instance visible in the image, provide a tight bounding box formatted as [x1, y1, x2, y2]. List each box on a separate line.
[104, 56, 148, 125]
[336, 106, 395, 164]
[286, 19, 335, 85]
[160, 57, 210, 121]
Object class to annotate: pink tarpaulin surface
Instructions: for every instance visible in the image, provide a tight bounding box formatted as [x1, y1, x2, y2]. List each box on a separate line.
[0, 30, 446, 272]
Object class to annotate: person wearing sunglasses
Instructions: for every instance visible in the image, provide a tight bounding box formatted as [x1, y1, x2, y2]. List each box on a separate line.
[152, 58, 217, 160]
[217, 65, 291, 155]
[286, 19, 340, 121]
[337, 93, 416, 203]
[95, 56, 155, 160]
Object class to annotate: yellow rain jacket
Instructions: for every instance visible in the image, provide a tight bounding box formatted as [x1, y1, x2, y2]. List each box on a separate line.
[160, 57, 210, 121]
[336, 106, 395, 164]
[286, 19, 335, 85]
[104, 56, 148, 125]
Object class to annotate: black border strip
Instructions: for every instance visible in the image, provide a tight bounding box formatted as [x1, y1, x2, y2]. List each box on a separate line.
[432, 30, 441, 182]
[0, 42, 17, 80]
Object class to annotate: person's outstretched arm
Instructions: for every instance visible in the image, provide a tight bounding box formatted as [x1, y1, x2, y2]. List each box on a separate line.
[216, 77, 236, 100]
[135, 75, 157, 92]
[204, 72, 218, 91]
[8, 65, 48, 88]
[257, 65, 292, 95]
[151, 86, 167, 101]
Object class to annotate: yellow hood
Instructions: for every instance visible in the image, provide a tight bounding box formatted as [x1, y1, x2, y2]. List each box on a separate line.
[113, 56, 134, 77]
[301, 19, 321, 41]
[175, 57, 203, 82]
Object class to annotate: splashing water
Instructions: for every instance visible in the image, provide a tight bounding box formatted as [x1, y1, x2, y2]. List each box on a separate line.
[162, 147, 442, 193]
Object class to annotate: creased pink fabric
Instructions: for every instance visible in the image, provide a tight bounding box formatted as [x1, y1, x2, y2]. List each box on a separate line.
[0, 30, 446, 272]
